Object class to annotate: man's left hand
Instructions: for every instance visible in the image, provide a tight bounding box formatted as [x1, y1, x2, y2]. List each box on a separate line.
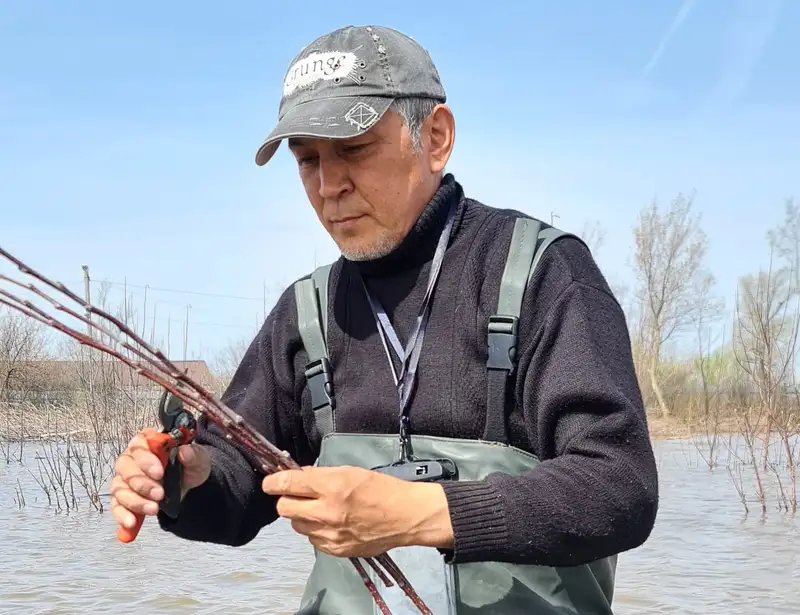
[262, 465, 454, 558]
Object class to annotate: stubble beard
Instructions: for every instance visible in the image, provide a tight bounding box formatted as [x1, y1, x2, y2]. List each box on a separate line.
[338, 228, 400, 262]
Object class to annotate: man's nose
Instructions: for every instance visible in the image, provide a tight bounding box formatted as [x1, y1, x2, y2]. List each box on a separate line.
[318, 155, 352, 200]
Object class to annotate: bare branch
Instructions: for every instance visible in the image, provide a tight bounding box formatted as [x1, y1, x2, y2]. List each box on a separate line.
[0, 245, 430, 615]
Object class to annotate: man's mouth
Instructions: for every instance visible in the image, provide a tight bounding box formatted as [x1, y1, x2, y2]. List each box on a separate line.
[330, 214, 365, 225]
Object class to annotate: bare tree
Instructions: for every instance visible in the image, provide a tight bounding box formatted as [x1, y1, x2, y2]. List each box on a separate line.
[0, 307, 51, 402]
[767, 198, 800, 292]
[730, 201, 800, 513]
[0, 306, 51, 460]
[732, 258, 799, 513]
[692, 312, 725, 469]
[632, 192, 720, 417]
[765, 201, 800, 511]
[212, 335, 253, 391]
[577, 220, 633, 318]
[580, 220, 606, 255]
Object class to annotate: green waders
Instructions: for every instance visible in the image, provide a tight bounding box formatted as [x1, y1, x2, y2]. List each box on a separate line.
[292, 216, 618, 614]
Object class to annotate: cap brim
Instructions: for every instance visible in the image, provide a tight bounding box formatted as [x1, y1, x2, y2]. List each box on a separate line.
[255, 96, 394, 166]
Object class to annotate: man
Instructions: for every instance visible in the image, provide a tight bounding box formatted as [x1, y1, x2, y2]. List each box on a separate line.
[110, 25, 659, 614]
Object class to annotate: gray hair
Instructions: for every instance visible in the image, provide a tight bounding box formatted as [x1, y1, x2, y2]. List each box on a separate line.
[388, 97, 441, 151]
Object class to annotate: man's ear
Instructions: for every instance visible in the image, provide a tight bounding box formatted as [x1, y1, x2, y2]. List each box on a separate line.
[425, 104, 455, 174]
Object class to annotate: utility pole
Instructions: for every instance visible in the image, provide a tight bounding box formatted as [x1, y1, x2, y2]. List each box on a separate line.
[81, 264, 91, 337]
[550, 211, 559, 225]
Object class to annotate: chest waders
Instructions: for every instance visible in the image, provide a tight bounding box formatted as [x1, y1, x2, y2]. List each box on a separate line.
[292, 213, 618, 615]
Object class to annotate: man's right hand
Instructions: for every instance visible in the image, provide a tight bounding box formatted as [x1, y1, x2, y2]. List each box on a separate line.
[110, 428, 212, 530]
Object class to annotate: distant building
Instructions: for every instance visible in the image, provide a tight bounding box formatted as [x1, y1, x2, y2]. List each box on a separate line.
[2, 358, 218, 404]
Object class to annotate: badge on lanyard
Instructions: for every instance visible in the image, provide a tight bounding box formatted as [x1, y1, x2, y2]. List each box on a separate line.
[358, 202, 460, 483]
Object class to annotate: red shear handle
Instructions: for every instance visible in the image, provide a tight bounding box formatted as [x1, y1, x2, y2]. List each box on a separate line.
[116, 431, 175, 544]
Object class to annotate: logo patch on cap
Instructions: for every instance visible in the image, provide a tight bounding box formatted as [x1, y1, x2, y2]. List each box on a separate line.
[283, 51, 359, 97]
[344, 102, 379, 130]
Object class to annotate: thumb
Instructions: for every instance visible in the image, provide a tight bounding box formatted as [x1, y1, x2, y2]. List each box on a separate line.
[176, 442, 209, 468]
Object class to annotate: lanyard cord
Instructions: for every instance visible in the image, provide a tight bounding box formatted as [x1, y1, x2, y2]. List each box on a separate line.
[357, 200, 457, 460]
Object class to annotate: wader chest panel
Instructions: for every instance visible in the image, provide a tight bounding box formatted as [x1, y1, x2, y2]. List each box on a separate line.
[291, 216, 615, 614]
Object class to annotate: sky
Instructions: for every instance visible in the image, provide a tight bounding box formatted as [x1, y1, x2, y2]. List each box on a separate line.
[1, 0, 798, 365]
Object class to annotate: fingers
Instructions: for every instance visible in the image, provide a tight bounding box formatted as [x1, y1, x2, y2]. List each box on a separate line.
[110, 430, 214, 533]
[110, 429, 166, 529]
[290, 517, 316, 536]
[176, 442, 207, 468]
[175, 443, 212, 492]
[262, 468, 321, 499]
[110, 477, 159, 528]
[124, 431, 164, 481]
[275, 494, 316, 520]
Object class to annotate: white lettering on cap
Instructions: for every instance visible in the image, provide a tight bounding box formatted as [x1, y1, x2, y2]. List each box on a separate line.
[283, 51, 358, 97]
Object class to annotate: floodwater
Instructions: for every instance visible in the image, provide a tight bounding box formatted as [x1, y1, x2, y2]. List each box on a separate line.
[1, 438, 798, 614]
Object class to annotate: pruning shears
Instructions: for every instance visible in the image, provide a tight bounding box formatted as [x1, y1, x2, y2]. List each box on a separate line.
[116, 390, 197, 543]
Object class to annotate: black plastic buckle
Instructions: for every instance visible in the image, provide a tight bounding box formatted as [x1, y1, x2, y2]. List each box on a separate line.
[372, 458, 458, 483]
[305, 357, 335, 411]
[486, 314, 519, 372]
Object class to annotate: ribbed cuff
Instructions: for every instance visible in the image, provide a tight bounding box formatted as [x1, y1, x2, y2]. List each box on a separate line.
[440, 479, 509, 563]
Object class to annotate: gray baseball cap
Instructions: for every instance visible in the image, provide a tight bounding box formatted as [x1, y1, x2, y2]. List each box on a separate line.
[254, 25, 446, 166]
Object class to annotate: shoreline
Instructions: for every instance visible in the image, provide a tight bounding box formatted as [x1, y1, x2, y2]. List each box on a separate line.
[647, 415, 747, 441]
[0, 410, 774, 444]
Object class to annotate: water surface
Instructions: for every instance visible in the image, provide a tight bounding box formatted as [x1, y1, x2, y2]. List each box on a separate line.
[1, 439, 797, 614]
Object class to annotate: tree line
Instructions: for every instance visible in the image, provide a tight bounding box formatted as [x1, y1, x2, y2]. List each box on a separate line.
[1, 193, 798, 515]
[602, 193, 798, 514]
[3, 195, 800, 430]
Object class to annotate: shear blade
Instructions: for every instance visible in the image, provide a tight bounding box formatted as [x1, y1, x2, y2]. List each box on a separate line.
[159, 448, 182, 519]
[158, 390, 184, 431]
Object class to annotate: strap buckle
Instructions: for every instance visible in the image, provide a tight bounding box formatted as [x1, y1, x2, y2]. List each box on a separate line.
[305, 357, 335, 411]
[487, 314, 519, 372]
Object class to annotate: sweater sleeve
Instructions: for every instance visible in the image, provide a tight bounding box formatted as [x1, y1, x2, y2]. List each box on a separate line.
[157, 299, 299, 546]
[440, 266, 659, 566]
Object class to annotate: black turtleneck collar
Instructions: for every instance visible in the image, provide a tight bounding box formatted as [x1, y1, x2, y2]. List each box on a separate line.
[352, 173, 464, 277]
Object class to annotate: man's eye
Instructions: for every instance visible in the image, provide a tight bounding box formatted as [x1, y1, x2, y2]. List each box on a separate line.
[342, 144, 367, 154]
[297, 155, 317, 166]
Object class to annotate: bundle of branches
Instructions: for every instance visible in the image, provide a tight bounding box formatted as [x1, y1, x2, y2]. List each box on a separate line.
[0, 246, 431, 615]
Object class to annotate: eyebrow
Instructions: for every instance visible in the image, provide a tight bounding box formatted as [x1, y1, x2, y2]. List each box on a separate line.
[287, 135, 378, 151]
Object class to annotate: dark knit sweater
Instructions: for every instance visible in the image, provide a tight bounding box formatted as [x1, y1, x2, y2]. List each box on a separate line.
[159, 174, 659, 567]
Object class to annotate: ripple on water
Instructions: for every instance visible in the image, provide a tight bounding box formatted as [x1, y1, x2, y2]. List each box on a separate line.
[1, 439, 799, 614]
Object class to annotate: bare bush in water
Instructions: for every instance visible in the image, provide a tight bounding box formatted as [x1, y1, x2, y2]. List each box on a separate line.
[0, 282, 180, 510]
[724, 203, 800, 516]
[3, 196, 798, 523]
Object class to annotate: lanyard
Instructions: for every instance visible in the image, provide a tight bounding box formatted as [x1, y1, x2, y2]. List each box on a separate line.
[358, 201, 457, 460]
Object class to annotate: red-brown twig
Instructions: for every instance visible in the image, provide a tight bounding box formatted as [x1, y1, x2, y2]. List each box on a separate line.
[0, 246, 431, 615]
[351, 558, 392, 613]
[376, 554, 434, 615]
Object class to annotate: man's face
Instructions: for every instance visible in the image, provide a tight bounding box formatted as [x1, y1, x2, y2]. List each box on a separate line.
[287, 105, 455, 261]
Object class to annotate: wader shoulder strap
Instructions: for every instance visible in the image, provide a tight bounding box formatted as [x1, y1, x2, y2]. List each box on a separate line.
[483, 218, 576, 443]
[294, 262, 335, 440]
